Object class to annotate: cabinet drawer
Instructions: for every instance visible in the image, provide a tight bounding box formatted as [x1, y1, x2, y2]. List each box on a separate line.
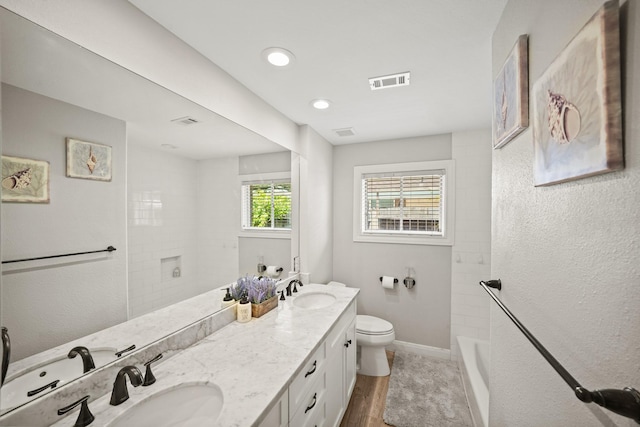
[290, 342, 326, 410]
[290, 384, 326, 427]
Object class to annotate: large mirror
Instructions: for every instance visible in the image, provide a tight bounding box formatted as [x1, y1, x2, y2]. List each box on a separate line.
[0, 8, 294, 414]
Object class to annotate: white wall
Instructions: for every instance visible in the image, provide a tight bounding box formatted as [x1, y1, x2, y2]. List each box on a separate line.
[0, 0, 300, 153]
[1, 84, 127, 360]
[127, 145, 202, 318]
[450, 129, 492, 360]
[128, 149, 292, 318]
[490, 1, 640, 426]
[332, 135, 452, 349]
[299, 125, 333, 283]
[197, 157, 241, 291]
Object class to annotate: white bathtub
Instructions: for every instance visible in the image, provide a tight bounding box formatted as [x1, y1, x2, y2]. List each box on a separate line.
[457, 336, 490, 427]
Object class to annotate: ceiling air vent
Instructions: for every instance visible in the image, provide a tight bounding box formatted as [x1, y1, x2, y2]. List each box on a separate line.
[171, 116, 200, 126]
[333, 127, 356, 137]
[368, 72, 410, 91]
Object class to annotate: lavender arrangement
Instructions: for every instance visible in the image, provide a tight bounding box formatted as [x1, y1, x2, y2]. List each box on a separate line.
[231, 275, 278, 304]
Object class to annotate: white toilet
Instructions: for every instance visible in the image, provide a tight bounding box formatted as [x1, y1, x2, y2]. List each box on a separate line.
[356, 314, 395, 376]
[327, 281, 395, 377]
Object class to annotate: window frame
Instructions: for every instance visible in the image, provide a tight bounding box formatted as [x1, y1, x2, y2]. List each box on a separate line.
[240, 172, 292, 239]
[352, 160, 455, 246]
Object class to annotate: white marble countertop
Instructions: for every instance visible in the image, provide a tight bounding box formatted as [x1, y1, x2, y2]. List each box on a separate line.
[53, 284, 359, 427]
[6, 287, 230, 383]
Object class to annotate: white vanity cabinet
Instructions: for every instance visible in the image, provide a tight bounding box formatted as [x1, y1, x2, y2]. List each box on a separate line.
[325, 301, 357, 427]
[261, 299, 356, 427]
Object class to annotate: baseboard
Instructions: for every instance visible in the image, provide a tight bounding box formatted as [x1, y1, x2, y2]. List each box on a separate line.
[388, 340, 451, 360]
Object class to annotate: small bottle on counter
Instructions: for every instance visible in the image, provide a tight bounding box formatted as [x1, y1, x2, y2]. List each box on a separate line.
[236, 297, 252, 323]
[221, 288, 235, 309]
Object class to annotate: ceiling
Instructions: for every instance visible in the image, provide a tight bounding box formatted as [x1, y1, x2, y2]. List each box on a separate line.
[1, 7, 285, 160]
[128, 0, 507, 146]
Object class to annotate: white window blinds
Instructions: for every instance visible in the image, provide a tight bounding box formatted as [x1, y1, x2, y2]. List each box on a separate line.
[361, 170, 445, 236]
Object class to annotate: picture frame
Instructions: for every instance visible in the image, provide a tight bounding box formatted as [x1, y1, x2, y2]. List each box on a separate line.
[1, 155, 50, 203]
[532, 0, 622, 186]
[493, 34, 529, 149]
[66, 138, 112, 181]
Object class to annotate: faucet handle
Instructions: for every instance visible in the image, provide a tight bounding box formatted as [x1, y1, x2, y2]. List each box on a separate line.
[143, 353, 163, 386]
[57, 395, 94, 427]
[115, 344, 136, 358]
[1, 327, 10, 387]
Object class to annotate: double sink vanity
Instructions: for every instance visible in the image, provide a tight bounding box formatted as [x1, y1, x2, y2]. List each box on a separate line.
[0, 282, 359, 426]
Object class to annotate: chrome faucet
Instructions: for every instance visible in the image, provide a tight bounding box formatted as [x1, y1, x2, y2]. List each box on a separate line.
[68, 346, 95, 373]
[110, 366, 143, 405]
[1, 327, 10, 387]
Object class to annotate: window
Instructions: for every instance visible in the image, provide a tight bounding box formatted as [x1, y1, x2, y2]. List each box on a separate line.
[353, 160, 455, 245]
[241, 178, 292, 232]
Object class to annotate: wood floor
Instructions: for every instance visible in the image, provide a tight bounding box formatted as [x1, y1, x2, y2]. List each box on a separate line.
[340, 351, 395, 427]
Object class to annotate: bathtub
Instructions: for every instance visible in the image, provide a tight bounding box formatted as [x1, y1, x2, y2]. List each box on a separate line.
[457, 336, 490, 427]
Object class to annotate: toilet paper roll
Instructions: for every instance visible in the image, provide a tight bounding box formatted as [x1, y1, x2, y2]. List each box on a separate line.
[265, 266, 282, 278]
[381, 276, 395, 289]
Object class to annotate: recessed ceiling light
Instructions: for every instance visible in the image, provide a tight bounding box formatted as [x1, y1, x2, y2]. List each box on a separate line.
[262, 47, 295, 67]
[311, 99, 331, 110]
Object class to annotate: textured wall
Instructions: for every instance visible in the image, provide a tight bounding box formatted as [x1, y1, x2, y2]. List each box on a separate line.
[490, 0, 640, 425]
[1, 84, 127, 360]
[332, 135, 452, 349]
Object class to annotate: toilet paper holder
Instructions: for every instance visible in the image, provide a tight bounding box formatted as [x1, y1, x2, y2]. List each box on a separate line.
[403, 277, 416, 289]
[379, 277, 398, 284]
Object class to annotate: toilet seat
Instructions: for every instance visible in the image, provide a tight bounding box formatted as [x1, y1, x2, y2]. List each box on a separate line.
[356, 315, 394, 336]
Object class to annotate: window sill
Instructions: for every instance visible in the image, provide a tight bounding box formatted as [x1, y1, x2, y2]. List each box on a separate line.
[239, 229, 292, 240]
[353, 233, 453, 246]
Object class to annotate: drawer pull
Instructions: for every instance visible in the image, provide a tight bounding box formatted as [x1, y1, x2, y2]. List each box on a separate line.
[304, 360, 317, 378]
[344, 339, 352, 348]
[305, 393, 317, 414]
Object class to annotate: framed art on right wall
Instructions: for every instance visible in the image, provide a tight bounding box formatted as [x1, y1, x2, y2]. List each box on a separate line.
[493, 34, 529, 149]
[532, 0, 623, 186]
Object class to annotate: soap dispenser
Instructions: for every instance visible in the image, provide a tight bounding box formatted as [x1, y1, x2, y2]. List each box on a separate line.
[236, 297, 252, 323]
[221, 288, 235, 309]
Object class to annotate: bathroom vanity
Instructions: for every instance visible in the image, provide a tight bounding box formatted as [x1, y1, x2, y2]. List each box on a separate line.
[1, 283, 358, 426]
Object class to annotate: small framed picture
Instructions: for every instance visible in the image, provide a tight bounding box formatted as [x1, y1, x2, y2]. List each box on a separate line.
[1, 155, 50, 203]
[493, 34, 529, 149]
[66, 138, 112, 181]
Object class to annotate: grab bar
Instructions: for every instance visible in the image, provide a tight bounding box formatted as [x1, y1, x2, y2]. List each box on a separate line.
[1, 246, 116, 264]
[480, 279, 640, 424]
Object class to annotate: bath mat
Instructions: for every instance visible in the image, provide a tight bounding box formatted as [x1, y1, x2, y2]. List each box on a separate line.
[383, 352, 473, 427]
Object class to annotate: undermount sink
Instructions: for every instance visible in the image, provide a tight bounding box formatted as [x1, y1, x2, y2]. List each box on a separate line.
[108, 383, 224, 427]
[292, 292, 337, 309]
[1, 348, 118, 411]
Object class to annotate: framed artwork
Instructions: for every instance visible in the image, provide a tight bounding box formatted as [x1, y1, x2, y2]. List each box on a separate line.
[493, 34, 529, 149]
[66, 138, 112, 181]
[1, 155, 50, 203]
[532, 0, 622, 186]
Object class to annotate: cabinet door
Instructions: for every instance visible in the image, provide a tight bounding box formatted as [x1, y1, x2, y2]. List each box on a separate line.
[344, 318, 357, 400]
[325, 346, 343, 427]
[259, 389, 289, 427]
